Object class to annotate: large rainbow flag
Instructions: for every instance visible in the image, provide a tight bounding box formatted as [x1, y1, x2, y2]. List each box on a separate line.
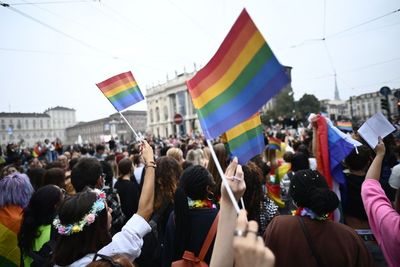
[223, 113, 264, 165]
[96, 71, 144, 111]
[186, 9, 290, 139]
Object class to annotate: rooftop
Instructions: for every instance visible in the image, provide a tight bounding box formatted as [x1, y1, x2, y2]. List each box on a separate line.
[0, 112, 50, 118]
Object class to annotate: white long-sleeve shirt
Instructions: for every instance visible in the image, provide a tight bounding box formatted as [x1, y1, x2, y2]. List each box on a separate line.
[56, 214, 151, 267]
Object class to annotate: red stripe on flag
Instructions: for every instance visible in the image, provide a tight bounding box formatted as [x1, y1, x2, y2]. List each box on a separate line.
[187, 9, 254, 91]
[96, 71, 134, 89]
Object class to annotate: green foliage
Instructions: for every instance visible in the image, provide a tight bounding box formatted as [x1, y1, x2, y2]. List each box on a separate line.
[296, 93, 320, 119]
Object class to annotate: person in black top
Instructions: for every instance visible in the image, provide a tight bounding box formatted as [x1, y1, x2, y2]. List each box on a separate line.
[162, 165, 218, 267]
[114, 158, 139, 222]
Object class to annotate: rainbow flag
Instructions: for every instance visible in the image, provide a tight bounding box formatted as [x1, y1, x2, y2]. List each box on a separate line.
[336, 121, 352, 132]
[96, 71, 144, 111]
[223, 113, 264, 165]
[186, 9, 290, 139]
[266, 136, 281, 150]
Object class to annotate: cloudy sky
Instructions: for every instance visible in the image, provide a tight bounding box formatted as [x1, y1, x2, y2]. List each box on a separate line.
[1, 0, 399, 122]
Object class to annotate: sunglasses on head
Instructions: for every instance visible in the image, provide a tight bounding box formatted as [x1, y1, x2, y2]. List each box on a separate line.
[92, 253, 124, 267]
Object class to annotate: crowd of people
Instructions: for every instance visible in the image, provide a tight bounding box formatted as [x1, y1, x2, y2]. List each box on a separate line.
[0, 120, 399, 267]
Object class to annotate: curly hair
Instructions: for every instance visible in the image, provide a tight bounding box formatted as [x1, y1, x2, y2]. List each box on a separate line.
[154, 156, 182, 211]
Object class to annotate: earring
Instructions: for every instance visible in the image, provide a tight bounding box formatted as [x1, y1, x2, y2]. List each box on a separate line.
[207, 192, 215, 201]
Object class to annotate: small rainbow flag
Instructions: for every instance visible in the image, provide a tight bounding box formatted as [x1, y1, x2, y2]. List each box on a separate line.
[267, 136, 281, 150]
[96, 71, 144, 111]
[186, 9, 290, 139]
[223, 113, 264, 165]
[336, 121, 352, 132]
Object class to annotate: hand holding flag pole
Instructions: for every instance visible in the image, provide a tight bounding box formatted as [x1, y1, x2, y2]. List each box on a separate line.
[207, 139, 241, 213]
[96, 71, 145, 141]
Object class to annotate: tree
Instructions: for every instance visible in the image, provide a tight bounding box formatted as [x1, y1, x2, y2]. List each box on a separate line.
[274, 87, 295, 116]
[296, 93, 320, 120]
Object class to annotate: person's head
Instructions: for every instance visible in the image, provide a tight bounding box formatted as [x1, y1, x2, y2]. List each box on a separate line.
[71, 158, 103, 192]
[87, 253, 136, 267]
[0, 173, 33, 209]
[207, 143, 228, 197]
[283, 151, 294, 163]
[173, 165, 215, 257]
[117, 158, 133, 178]
[57, 155, 68, 169]
[1, 164, 19, 179]
[166, 147, 184, 164]
[18, 185, 64, 253]
[54, 189, 112, 266]
[96, 144, 105, 155]
[289, 170, 339, 217]
[26, 167, 46, 190]
[242, 162, 263, 221]
[291, 152, 310, 172]
[43, 167, 66, 189]
[154, 156, 182, 211]
[68, 157, 79, 171]
[185, 149, 205, 166]
[344, 145, 372, 173]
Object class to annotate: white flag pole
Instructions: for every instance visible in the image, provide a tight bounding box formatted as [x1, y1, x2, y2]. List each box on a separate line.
[118, 111, 141, 141]
[206, 139, 240, 213]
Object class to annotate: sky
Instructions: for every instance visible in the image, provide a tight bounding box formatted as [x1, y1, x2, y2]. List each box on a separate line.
[1, 0, 399, 122]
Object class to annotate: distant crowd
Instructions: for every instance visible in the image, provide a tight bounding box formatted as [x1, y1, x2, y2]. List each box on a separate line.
[0, 119, 399, 267]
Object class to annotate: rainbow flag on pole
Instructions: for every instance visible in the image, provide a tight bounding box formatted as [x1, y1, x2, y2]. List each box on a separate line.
[186, 8, 290, 139]
[223, 113, 264, 164]
[96, 71, 144, 111]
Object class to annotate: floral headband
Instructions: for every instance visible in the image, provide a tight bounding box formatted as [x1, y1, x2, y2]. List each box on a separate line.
[53, 189, 107, 235]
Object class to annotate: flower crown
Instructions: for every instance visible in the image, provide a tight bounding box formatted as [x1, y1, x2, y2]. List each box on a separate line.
[53, 189, 107, 235]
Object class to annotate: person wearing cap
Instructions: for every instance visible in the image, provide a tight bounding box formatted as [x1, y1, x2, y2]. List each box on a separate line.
[361, 138, 400, 267]
[263, 169, 373, 267]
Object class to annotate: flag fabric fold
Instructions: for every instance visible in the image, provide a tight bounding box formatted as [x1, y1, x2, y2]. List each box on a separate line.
[96, 71, 144, 111]
[186, 8, 290, 139]
[222, 113, 264, 165]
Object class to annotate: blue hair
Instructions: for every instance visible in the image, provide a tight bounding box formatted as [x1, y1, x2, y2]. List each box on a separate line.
[0, 173, 34, 208]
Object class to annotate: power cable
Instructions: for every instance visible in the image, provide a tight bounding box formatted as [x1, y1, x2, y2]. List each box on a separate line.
[6, 0, 91, 6]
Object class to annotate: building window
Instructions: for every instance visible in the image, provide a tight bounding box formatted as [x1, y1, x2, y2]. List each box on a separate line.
[150, 110, 154, 123]
[156, 107, 160, 122]
[17, 120, 22, 129]
[164, 106, 168, 121]
[25, 120, 29, 129]
[33, 120, 36, 129]
[1, 120, 5, 130]
[40, 120, 43, 129]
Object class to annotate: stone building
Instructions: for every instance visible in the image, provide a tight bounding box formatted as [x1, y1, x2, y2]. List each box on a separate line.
[146, 72, 198, 137]
[0, 106, 76, 146]
[66, 110, 147, 144]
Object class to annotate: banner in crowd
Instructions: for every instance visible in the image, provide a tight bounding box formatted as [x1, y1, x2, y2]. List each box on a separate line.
[222, 113, 264, 164]
[96, 71, 144, 111]
[186, 8, 290, 139]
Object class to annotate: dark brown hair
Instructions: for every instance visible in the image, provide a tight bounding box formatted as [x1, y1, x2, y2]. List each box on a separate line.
[54, 191, 111, 265]
[118, 158, 133, 178]
[154, 156, 182, 211]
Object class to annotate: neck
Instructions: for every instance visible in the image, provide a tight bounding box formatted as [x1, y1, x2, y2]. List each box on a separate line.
[122, 174, 130, 180]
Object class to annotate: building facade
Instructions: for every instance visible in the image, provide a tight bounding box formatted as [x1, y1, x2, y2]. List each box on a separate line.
[320, 99, 349, 121]
[66, 110, 147, 144]
[0, 106, 76, 146]
[348, 88, 400, 122]
[146, 72, 199, 138]
[44, 106, 76, 140]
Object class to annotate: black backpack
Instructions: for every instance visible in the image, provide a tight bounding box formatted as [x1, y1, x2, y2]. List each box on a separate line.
[25, 229, 56, 267]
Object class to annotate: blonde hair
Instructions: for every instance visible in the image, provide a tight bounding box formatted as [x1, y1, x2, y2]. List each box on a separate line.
[166, 147, 184, 163]
[186, 149, 205, 166]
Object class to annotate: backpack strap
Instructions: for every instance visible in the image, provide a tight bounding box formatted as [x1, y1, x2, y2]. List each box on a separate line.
[198, 212, 219, 261]
[297, 216, 325, 267]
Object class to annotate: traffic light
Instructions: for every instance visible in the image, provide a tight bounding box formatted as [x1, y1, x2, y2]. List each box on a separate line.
[381, 98, 389, 112]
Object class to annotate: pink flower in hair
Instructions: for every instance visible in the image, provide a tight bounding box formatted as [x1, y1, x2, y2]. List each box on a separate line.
[86, 213, 96, 224]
